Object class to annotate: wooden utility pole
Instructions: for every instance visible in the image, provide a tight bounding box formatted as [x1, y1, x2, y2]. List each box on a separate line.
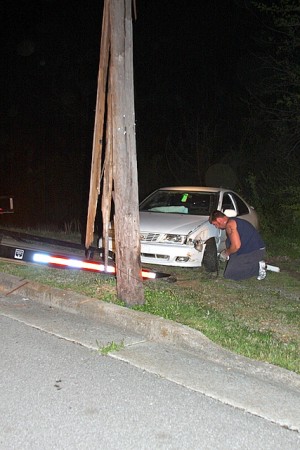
[85, 0, 144, 306]
[85, 0, 110, 250]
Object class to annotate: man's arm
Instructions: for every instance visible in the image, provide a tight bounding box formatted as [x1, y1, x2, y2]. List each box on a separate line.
[225, 219, 241, 256]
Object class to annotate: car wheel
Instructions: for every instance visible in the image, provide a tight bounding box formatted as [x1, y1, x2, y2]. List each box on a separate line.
[202, 237, 218, 273]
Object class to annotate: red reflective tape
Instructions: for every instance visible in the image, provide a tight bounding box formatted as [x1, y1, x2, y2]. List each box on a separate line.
[33, 252, 158, 279]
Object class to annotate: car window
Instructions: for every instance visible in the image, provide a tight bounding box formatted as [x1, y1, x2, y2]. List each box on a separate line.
[221, 193, 235, 211]
[140, 191, 218, 216]
[231, 193, 250, 215]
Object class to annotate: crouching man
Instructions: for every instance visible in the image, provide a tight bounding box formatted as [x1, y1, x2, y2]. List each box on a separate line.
[209, 210, 266, 281]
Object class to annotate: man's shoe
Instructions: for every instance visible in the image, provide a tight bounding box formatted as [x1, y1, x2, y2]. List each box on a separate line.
[257, 261, 267, 280]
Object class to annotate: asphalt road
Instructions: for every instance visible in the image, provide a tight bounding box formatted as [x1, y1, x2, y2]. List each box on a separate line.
[1, 294, 299, 450]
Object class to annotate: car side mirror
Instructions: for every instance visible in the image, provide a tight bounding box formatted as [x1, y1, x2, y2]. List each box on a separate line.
[224, 209, 237, 217]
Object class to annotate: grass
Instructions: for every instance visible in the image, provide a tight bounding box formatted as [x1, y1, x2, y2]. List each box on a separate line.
[0, 228, 299, 374]
[96, 339, 125, 355]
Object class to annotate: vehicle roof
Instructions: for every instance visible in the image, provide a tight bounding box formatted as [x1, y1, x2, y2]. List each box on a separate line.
[158, 186, 225, 193]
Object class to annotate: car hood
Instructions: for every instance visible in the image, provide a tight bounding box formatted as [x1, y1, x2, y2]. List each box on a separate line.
[139, 211, 209, 235]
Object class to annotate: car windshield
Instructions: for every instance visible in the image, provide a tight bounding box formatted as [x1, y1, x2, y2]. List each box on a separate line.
[140, 190, 219, 216]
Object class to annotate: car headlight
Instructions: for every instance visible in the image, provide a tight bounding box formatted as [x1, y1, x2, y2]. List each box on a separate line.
[162, 234, 185, 244]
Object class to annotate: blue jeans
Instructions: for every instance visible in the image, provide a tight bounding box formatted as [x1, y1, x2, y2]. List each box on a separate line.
[224, 248, 266, 281]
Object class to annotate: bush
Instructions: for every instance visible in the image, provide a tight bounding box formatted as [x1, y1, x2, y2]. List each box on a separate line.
[247, 175, 300, 238]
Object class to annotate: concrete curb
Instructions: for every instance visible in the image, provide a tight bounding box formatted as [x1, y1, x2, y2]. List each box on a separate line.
[1, 271, 300, 392]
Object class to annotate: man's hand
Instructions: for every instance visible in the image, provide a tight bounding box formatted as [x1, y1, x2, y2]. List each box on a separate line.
[219, 249, 229, 262]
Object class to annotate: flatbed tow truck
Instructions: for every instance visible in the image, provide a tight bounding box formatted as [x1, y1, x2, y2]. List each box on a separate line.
[0, 195, 169, 279]
[0, 228, 170, 281]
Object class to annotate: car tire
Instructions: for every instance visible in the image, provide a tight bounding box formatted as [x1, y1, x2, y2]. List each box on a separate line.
[203, 238, 218, 273]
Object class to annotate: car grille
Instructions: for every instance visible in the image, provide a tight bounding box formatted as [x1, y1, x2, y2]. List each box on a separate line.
[140, 232, 160, 242]
[141, 253, 169, 260]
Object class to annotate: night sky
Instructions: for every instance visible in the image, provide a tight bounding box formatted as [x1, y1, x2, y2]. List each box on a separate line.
[1, 0, 261, 227]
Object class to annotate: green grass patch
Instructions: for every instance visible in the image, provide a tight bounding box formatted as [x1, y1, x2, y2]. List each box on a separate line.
[96, 339, 125, 355]
[0, 229, 299, 374]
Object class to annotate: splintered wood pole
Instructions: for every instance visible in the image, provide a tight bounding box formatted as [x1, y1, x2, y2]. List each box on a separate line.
[101, 83, 113, 268]
[110, 0, 144, 304]
[85, 0, 144, 305]
[85, 0, 110, 249]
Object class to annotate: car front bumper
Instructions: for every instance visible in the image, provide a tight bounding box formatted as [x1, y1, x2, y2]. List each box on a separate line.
[140, 242, 204, 267]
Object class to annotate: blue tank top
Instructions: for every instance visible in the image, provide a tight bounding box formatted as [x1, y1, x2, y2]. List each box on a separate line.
[226, 218, 265, 255]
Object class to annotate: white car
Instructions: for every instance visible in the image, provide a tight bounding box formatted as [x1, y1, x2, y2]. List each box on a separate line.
[138, 186, 259, 271]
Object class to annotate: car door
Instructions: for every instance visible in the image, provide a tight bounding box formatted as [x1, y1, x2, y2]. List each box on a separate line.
[221, 192, 258, 228]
